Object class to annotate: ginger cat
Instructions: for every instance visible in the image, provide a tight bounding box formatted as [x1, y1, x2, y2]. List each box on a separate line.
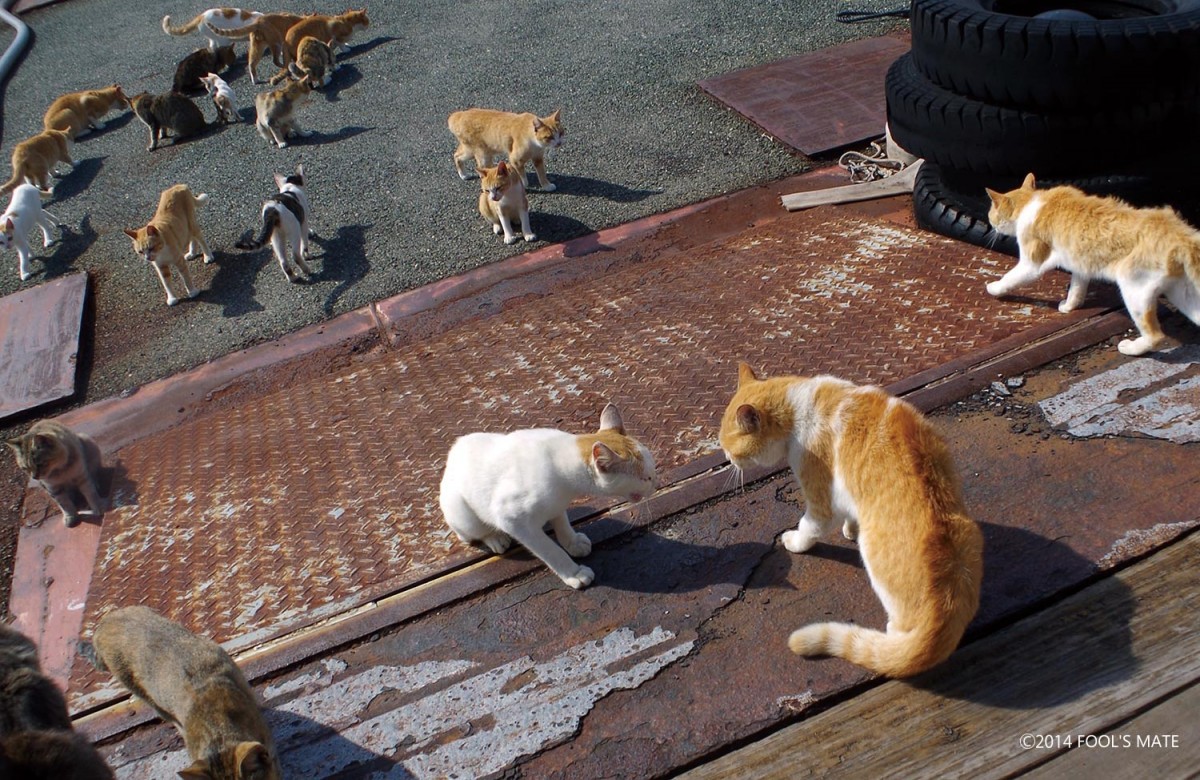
[211, 12, 305, 83]
[42, 85, 129, 140]
[163, 7, 263, 50]
[440, 404, 657, 590]
[0, 130, 73, 197]
[6, 420, 104, 528]
[477, 161, 535, 244]
[986, 173, 1200, 356]
[82, 606, 281, 780]
[123, 184, 213, 306]
[719, 364, 983, 678]
[449, 108, 564, 190]
[270, 36, 336, 88]
[282, 9, 369, 55]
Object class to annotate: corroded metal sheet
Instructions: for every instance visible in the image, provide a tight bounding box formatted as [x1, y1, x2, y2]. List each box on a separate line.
[66, 211, 1069, 707]
[0, 273, 87, 420]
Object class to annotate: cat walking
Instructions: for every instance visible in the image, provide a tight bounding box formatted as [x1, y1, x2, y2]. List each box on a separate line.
[477, 161, 535, 245]
[719, 364, 983, 677]
[986, 173, 1200, 356]
[123, 184, 213, 306]
[162, 7, 263, 51]
[0, 129, 73, 196]
[440, 404, 657, 589]
[235, 164, 314, 282]
[42, 85, 129, 140]
[449, 108, 564, 190]
[1, 183, 61, 281]
[5, 420, 105, 528]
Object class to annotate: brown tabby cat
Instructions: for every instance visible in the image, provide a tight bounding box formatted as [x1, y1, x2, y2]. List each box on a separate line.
[5, 420, 104, 528]
[254, 78, 312, 148]
[986, 172, 1200, 356]
[0, 623, 72, 734]
[83, 606, 281, 780]
[42, 85, 129, 140]
[174, 44, 237, 93]
[123, 184, 213, 306]
[477, 160, 535, 244]
[211, 11, 305, 83]
[282, 8, 369, 55]
[0, 130, 73, 196]
[719, 364, 983, 678]
[129, 91, 208, 151]
[271, 36, 335, 88]
[0, 729, 115, 780]
[449, 108, 564, 190]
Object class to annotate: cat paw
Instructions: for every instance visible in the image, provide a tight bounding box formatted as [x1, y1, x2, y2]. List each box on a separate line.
[522, 233, 537, 243]
[985, 281, 1005, 297]
[781, 529, 817, 554]
[277, 141, 289, 148]
[483, 533, 512, 555]
[541, 182, 557, 192]
[19, 271, 30, 282]
[166, 295, 180, 306]
[62, 513, 80, 529]
[492, 224, 502, 235]
[841, 520, 858, 541]
[503, 235, 519, 245]
[1118, 337, 1156, 356]
[564, 532, 592, 558]
[1057, 299, 1078, 314]
[563, 566, 594, 590]
[202, 254, 214, 265]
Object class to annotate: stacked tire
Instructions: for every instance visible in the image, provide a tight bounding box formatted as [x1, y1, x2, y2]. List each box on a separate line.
[887, 0, 1200, 255]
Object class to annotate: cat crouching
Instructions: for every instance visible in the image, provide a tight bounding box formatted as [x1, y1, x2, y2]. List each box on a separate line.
[5, 420, 105, 528]
[42, 84, 129, 140]
[440, 403, 657, 589]
[254, 79, 312, 148]
[719, 364, 983, 677]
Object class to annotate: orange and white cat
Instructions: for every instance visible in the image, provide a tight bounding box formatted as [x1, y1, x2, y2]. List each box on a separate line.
[477, 161, 535, 244]
[163, 7, 263, 50]
[283, 9, 369, 56]
[449, 108, 564, 190]
[0, 129, 73, 196]
[42, 84, 129, 140]
[719, 364, 983, 678]
[123, 185, 213, 306]
[986, 173, 1200, 356]
[440, 404, 657, 590]
[209, 11, 305, 83]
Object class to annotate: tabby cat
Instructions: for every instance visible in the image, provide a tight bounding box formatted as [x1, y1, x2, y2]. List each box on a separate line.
[271, 36, 336, 88]
[129, 91, 207, 151]
[0, 729, 115, 779]
[5, 420, 104, 528]
[42, 85, 129, 140]
[449, 107, 564, 190]
[719, 364, 983, 677]
[0, 623, 72, 734]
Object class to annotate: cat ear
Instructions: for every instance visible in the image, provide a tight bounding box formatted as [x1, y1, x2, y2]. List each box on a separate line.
[532, 117, 545, 131]
[592, 441, 618, 472]
[177, 762, 211, 780]
[4, 217, 12, 233]
[274, 173, 287, 190]
[599, 403, 625, 434]
[146, 225, 158, 237]
[984, 187, 1000, 203]
[3, 437, 21, 454]
[234, 742, 271, 775]
[735, 404, 761, 434]
[497, 161, 508, 176]
[737, 361, 759, 388]
[295, 163, 305, 179]
[1022, 173, 1037, 190]
[550, 109, 561, 122]
[123, 228, 139, 240]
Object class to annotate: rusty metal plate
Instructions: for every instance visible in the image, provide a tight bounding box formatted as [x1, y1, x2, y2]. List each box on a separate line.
[65, 211, 1071, 708]
[0, 273, 87, 421]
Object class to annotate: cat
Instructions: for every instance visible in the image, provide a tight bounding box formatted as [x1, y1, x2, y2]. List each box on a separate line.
[282, 9, 369, 56]
[210, 12, 306, 84]
[719, 364, 983, 678]
[163, 7, 263, 51]
[0, 129, 73, 196]
[234, 164, 313, 282]
[174, 45, 237, 94]
[254, 78, 312, 148]
[448, 108, 564, 191]
[199, 73, 239, 124]
[1, 183, 61, 281]
[477, 161, 535, 245]
[271, 36, 336, 89]
[5, 420, 105, 529]
[129, 91, 207, 151]
[123, 184, 213, 306]
[81, 606, 282, 780]
[439, 403, 657, 589]
[0, 623, 72, 734]
[986, 172, 1200, 356]
[0, 729, 115, 780]
[42, 84, 129, 140]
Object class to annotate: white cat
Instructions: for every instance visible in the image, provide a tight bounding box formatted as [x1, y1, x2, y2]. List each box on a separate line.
[439, 404, 657, 589]
[199, 72, 238, 124]
[1, 183, 60, 281]
[234, 164, 313, 282]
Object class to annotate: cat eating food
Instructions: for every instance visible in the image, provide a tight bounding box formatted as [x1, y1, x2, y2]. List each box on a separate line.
[719, 364, 983, 677]
[124, 184, 213, 306]
[5, 419, 105, 528]
[986, 173, 1200, 356]
[174, 44, 237, 94]
[477, 161, 535, 245]
[199, 72, 239, 124]
[129, 91, 207, 151]
[42, 84, 129, 140]
[271, 36, 336, 89]
[1, 183, 61, 281]
[254, 78, 312, 148]
[449, 107, 564, 190]
[235, 164, 314, 282]
[440, 403, 656, 589]
[0, 129, 73, 197]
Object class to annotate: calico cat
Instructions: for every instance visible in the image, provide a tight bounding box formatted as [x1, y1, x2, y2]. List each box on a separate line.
[719, 364, 983, 678]
[271, 36, 336, 88]
[0, 623, 72, 734]
[986, 173, 1200, 356]
[235, 164, 313, 282]
[0, 129, 73, 196]
[440, 403, 657, 589]
[123, 184, 213, 306]
[449, 108, 564, 190]
[5, 420, 105, 529]
[282, 9, 369, 55]
[1, 183, 61, 281]
[163, 7, 263, 50]
[0, 729, 115, 780]
[129, 91, 207, 151]
[199, 73, 239, 124]
[254, 78, 312, 148]
[42, 84, 129, 140]
[174, 44, 237, 94]
[82, 606, 282, 780]
[477, 161, 535, 245]
[211, 12, 305, 83]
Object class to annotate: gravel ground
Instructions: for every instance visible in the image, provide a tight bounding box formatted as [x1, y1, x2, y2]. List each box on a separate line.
[0, 0, 905, 615]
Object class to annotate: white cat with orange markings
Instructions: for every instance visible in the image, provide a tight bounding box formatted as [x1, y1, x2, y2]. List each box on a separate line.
[162, 6, 263, 50]
[719, 364, 983, 678]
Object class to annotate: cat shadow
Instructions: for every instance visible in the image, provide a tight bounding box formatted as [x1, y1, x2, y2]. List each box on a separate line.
[312, 224, 370, 315]
[909, 521, 1135, 708]
[339, 35, 401, 60]
[73, 111, 134, 142]
[33, 214, 99, 280]
[268, 708, 409, 778]
[201, 248, 269, 317]
[295, 125, 372, 146]
[528, 210, 593, 245]
[322, 64, 363, 101]
[539, 173, 663, 203]
[48, 156, 105, 204]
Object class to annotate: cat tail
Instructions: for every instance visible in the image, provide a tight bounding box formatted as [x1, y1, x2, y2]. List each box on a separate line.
[788, 617, 956, 678]
[235, 206, 280, 251]
[0, 173, 24, 195]
[78, 639, 107, 672]
[163, 13, 205, 36]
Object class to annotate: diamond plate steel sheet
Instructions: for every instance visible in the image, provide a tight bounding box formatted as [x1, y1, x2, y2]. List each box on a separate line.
[66, 211, 1069, 707]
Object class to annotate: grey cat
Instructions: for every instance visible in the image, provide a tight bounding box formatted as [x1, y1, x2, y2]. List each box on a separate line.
[5, 419, 105, 528]
[174, 44, 237, 94]
[129, 91, 207, 151]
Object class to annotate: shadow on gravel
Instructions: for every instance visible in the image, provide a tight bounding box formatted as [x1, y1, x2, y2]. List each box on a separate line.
[205, 248, 270, 317]
[49, 156, 105, 204]
[313, 223, 370, 315]
[74, 111, 135, 142]
[542, 173, 663, 203]
[341, 35, 401, 59]
[299, 125, 372, 146]
[323, 64, 363, 101]
[36, 214, 98, 280]
[529, 210, 592, 245]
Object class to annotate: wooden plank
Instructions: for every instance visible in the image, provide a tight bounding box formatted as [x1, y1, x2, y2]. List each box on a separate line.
[781, 160, 921, 211]
[0, 273, 88, 421]
[680, 532, 1200, 780]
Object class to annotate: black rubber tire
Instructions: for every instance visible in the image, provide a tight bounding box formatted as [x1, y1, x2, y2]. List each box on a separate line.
[911, 0, 1200, 110]
[913, 163, 1018, 256]
[886, 53, 1195, 176]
